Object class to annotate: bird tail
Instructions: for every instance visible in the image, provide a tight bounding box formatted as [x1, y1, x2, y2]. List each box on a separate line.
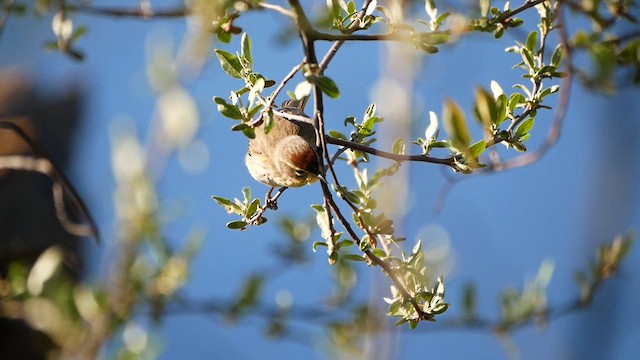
[280, 96, 309, 112]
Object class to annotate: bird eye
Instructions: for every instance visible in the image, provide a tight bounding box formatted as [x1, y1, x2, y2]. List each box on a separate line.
[294, 169, 306, 177]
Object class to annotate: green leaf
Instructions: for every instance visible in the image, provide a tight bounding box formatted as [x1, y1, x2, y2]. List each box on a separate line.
[242, 187, 252, 203]
[391, 138, 405, 154]
[370, 248, 387, 258]
[521, 48, 536, 70]
[508, 93, 526, 114]
[508, 18, 523, 27]
[263, 111, 275, 134]
[294, 80, 312, 100]
[217, 31, 232, 44]
[365, 104, 377, 119]
[430, 303, 448, 314]
[420, 44, 439, 54]
[227, 220, 247, 230]
[425, 111, 439, 140]
[442, 99, 471, 148]
[551, 44, 563, 67]
[242, 127, 255, 139]
[495, 94, 508, 125]
[245, 198, 260, 218]
[344, 116, 356, 127]
[473, 87, 497, 127]
[513, 84, 532, 98]
[394, 318, 408, 326]
[70, 25, 88, 43]
[342, 190, 361, 204]
[328, 130, 347, 140]
[515, 118, 534, 139]
[249, 78, 265, 105]
[425, 0, 438, 19]
[490, 80, 504, 98]
[247, 105, 263, 120]
[212, 196, 232, 207]
[525, 31, 538, 52]
[214, 97, 244, 120]
[512, 141, 527, 152]
[435, 12, 450, 28]
[479, 0, 490, 17]
[212, 196, 241, 214]
[230, 123, 249, 131]
[43, 40, 59, 51]
[64, 47, 85, 61]
[241, 33, 252, 66]
[232, 274, 264, 313]
[540, 85, 560, 99]
[312, 204, 332, 241]
[468, 139, 487, 158]
[337, 239, 354, 248]
[428, 141, 450, 148]
[343, 254, 366, 262]
[312, 241, 328, 252]
[315, 76, 340, 98]
[361, 116, 382, 134]
[329, 0, 342, 19]
[347, 1, 356, 14]
[214, 49, 243, 78]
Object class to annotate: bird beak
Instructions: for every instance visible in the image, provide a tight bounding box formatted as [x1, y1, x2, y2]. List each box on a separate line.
[316, 173, 328, 185]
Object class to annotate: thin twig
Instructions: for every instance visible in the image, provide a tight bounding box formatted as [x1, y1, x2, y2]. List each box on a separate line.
[66, 4, 188, 18]
[263, 62, 303, 115]
[247, 187, 288, 225]
[255, 2, 294, 17]
[327, 136, 458, 166]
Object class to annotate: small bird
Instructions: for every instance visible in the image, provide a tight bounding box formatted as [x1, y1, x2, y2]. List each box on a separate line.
[245, 98, 320, 188]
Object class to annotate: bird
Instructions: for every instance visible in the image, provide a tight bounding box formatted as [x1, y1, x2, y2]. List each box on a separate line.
[245, 98, 321, 189]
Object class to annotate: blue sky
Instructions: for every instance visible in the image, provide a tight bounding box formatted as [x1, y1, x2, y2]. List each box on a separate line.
[2, 1, 639, 359]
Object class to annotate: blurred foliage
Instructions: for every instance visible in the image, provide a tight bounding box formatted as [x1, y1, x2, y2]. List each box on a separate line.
[1, 0, 639, 358]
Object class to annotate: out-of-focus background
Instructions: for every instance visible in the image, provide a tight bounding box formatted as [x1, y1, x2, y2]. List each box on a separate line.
[1, 1, 639, 359]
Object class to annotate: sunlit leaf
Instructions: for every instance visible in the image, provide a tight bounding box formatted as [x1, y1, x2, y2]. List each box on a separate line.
[514, 117, 534, 139]
[215, 49, 243, 78]
[442, 99, 471, 148]
[213, 97, 244, 120]
[391, 138, 405, 154]
[315, 76, 340, 98]
[241, 32, 252, 66]
[525, 31, 538, 52]
[294, 80, 312, 100]
[468, 139, 487, 157]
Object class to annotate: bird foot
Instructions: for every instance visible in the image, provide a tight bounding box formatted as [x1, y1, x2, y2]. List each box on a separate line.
[264, 188, 278, 210]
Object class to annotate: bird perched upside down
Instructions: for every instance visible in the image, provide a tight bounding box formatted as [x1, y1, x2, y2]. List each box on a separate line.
[245, 98, 320, 188]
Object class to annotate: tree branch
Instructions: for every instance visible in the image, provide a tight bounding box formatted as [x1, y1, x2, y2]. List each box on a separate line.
[0, 120, 100, 242]
[326, 136, 458, 166]
[66, 4, 188, 18]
